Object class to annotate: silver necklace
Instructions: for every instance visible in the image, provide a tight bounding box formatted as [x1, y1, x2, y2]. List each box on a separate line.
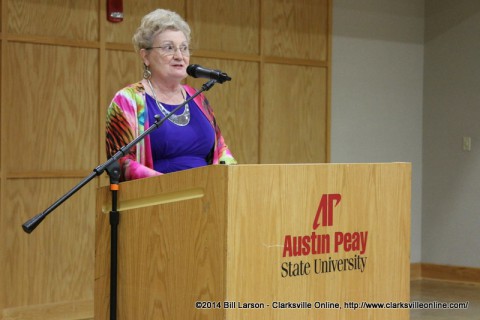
[147, 79, 190, 126]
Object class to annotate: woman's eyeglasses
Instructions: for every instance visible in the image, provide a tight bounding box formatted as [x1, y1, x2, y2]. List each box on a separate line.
[146, 44, 190, 57]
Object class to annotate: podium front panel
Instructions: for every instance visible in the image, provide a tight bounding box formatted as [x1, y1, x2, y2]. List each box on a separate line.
[95, 163, 411, 320]
[224, 164, 410, 319]
[96, 166, 229, 319]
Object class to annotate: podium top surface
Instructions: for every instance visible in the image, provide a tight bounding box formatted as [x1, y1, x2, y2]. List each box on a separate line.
[97, 162, 411, 214]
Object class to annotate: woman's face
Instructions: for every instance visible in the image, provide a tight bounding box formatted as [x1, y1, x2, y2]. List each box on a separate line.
[142, 29, 190, 84]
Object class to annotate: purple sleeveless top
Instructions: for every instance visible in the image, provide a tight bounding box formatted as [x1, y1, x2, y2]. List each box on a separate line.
[146, 93, 215, 174]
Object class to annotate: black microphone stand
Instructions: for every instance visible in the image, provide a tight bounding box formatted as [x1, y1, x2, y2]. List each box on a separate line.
[21, 79, 218, 320]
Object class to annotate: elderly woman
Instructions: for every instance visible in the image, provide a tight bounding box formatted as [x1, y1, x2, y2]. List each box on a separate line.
[105, 9, 236, 181]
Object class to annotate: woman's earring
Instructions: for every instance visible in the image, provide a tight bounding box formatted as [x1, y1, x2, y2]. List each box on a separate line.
[143, 64, 152, 79]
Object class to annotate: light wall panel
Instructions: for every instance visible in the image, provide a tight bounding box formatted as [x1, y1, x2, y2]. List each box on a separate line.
[3, 179, 96, 306]
[0, 12, 2, 304]
[105, 50, 141, 107]
[4, 43, 99, 173]
[187, 0, 260, 55]
[7, 0, 98, 41]
[261, 63, 327, 163]
[0, 41, 2, 173]
[262, 0, 329, 61]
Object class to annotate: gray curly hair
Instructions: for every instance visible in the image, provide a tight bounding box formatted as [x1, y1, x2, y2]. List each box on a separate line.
[132, 9, 191, 52]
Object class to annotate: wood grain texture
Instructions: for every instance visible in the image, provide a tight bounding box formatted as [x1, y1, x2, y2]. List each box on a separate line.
[421, 263, 480, 284]
[411, 263, 422, 280]
[7, 0, 98, 41]
[262, 0, 329, 61]
[4, 42, 99, 172]
[3, 178, 96, 306]
[96, 167, 228, 319]
[187, 0, 260, 55]
[95, 163, 411, 319]
[224, 163, 410, 319]
[260, 63, 327, 163]
[2, 299, 93, 320]
[104, 49, 141, 107]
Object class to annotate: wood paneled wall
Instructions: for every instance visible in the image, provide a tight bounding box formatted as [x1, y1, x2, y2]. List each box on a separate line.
[0, 0, 331, 318]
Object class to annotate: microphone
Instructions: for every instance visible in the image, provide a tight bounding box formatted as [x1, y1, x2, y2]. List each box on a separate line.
[187, 64, 231, 83]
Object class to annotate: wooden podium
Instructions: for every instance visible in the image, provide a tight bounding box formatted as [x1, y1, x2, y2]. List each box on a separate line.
[95, 163, 411, 319]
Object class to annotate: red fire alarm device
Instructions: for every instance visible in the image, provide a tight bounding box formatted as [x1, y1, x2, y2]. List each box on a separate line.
[107, 0, 123, 23]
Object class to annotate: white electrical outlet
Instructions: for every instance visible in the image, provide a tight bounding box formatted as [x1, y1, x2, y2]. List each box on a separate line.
[463, 136, 472, 151]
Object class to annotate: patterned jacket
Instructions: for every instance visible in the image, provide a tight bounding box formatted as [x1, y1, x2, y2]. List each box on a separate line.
[106, 82, 236, 181]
